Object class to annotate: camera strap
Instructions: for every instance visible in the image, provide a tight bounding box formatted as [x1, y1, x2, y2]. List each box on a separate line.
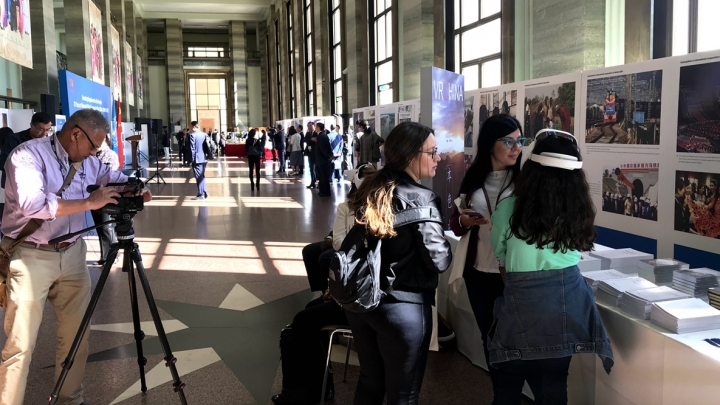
[56, 162, 81, 197]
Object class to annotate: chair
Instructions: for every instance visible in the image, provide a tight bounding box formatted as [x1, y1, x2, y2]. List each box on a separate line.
[320, 326, 354, 405]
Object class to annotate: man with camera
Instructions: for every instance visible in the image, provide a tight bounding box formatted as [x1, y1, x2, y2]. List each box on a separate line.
[0, 109, 152, 405]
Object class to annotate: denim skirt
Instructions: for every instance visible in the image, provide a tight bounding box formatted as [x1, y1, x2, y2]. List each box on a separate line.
[487, 265, 614, 374]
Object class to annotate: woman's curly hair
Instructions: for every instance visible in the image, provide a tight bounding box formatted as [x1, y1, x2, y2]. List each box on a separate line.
[509, 135, 596, 253]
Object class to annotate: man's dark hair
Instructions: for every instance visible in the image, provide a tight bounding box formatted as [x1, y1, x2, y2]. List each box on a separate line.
[65, 109, 110, 135]
[676, 177, 688, 193]
[190, 121, 199, 127]
[276, 124, 283, 130]
[31, 112, 52, 125]
[316, 122, 325, 131]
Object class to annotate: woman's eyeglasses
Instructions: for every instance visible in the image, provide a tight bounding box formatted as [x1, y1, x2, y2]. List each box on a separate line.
[420, 147, 438, 159]
[496, 137, 527, 149]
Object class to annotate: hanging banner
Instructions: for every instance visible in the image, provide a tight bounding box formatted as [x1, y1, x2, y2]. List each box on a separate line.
[58, 69, 112, 125]
[421, 66, 465, 229]
[136, 53, 143, 109]
[88, 1, 104, 84]
[111, 26, 122, 101]
[125, 41, 134, 106]
[0, 0, 32, 68]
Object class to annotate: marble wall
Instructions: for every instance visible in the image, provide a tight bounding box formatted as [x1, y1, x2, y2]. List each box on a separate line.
[231, 21, 250, 129]
[64, 0, 92, 78]
[165, 19, 186, 127]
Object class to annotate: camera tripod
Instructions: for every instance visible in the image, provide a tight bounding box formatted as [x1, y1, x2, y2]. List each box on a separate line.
[47, 216, 186, 405]
[147, 133, 167, 184]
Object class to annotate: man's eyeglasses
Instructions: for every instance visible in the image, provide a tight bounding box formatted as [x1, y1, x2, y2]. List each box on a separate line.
[420, 147, 438, 159]
[496, 137, 527, 149]
[75, 125, 101, 151]
[33, 124, 52, 134]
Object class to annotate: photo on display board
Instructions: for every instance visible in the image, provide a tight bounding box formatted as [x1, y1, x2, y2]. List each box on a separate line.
[675, 170, 720, 239]
[125, 42, 134, 105]
[677, 61, 720, 154]
[601, 163, 659, 221]
[89, 1, 104, 84]
[2, 113, 7, 128]
[398, 105, 413, 124]
[0, 0, 32, 68]
[524, 82, 575, 140]
[585, 70, 662, 145]
[111, 27, 121, 100]
[136, 55, 143, 104]
[380, 113, 396, 138]
[464, 96, 474, 147]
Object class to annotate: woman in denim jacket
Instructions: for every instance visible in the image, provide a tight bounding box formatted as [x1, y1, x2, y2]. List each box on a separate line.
[489, 130, 613, 404]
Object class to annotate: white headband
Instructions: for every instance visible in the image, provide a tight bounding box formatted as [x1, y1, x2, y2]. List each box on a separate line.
[529, 152, 583, 170]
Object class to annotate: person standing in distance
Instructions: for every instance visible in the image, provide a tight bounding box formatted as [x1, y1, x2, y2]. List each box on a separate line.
[314, 122, 334, 197]
[274, 124, 287, 174]
[0, 109, 152, 405]
[189, 121, 209, 200]
[0, 112, 53, 188]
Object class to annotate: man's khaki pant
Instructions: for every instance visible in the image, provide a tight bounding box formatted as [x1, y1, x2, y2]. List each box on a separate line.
[0, 240, 90, 405]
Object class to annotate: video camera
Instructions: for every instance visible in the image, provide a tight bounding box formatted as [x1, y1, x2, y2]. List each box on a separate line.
[87, 176, 145, 217]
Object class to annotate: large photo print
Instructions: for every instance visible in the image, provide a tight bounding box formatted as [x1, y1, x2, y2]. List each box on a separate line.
[675, 170, 720, 239]
[525, 82, 575, 141]
[0, 0, 32, 68]
[89, 1, 104, 84]
[602, 163, 659, 221]
[586, 70, 662, 145]
[677, 61, 720, 154]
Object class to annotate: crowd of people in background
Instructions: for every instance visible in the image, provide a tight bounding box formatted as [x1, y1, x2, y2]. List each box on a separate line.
[602, 192, 658, 220]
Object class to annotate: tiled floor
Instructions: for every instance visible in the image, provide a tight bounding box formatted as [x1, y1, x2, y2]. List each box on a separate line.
[0, 155, 527, 405]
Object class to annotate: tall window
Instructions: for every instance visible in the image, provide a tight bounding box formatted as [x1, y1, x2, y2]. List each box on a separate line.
[267, 33, 273, 121]
[453, 0, 501, 90]
[330, 0, 342, 114]
[371, 0, 393, 105]
[276, 20, 283, 119]
[189, 77, 228, 133]
[287, 1, 296, 116]
[673, 0, 720, 56]
[305, 0, 314, 115]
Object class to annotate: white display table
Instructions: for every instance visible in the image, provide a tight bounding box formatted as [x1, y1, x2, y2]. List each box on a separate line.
[439, 232, 720, 405]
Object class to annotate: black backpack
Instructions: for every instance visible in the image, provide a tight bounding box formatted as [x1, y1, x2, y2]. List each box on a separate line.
[328, 206, 442, 313]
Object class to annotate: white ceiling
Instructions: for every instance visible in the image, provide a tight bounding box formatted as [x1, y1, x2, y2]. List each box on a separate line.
[134, 0, 273, 22]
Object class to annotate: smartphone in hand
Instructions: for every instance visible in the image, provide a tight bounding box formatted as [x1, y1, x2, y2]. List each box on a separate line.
[465, 211, 484, 218]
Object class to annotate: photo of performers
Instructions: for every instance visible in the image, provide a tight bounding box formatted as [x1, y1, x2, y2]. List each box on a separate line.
[602, 163, 659, 221]
[675, 170, 720, 239]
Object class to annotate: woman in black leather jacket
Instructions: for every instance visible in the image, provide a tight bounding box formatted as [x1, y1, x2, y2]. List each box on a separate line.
[346, 121, 452, 405]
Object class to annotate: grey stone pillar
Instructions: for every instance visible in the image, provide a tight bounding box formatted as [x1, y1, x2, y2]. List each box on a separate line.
[532, 0, 606, 78]
[345, 0, 370, 109]
[259, 21, 270, 124]
[124, 0, 138, 120]
[278, 3, 291, 119]
[312, 0, 330, 115]
[140, 18, 150, 119]
[231, 21, 249, 130]
[110, 0, 128, 117]
[165, 19, 186, 127]
[21, 0, 59, 110]
[64, 0, 92, 78]
[268, 7, 280, 121]
[625, 0, 652, 63]
[401, 0, 435, 100]
[95, 0, 116, 98]
[135, 15, 147, 117]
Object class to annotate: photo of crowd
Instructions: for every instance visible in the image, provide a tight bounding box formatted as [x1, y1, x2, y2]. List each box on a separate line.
[602, 163, 659, 221]
[0, 0, 32, 68]
[525, 82, 575, 141]
[125, 41, 134, 105]
[111, 27, 121, 100]
[136, 56, 143, 107]
[675, 170, 720, 239]
[89, 1, 104, 84]
[677, 61, 720, 154]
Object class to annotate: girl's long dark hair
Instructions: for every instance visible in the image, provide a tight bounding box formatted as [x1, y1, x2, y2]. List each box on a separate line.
[347, 122, 433, 238]
[509, 136, 596, 253]
[459, 114, 523, 195]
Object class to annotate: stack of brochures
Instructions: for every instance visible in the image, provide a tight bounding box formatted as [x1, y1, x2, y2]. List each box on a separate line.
[589, 248, 654, 274]
[619, 286, 690, 319]
[708, 288, 720, 310]
[671, 269, 720, 298]
[637, 259, 689, 285]
[597, 276, 657, 307]
[582, 270, 631, 292]
[650, 298, 720, 334]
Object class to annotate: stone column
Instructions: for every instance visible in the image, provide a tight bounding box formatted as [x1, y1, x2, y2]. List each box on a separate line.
[165, 19, 186, 127]
[140, 19, 150, 119]
[21, 0, 59, 110]
[624, 0, 652, 63]
[532, 0, 606, 78]
[135, 15, 148, 117]
[278, 3, 291, 119]
[345, 0, 370, 110]
[268, 7, 279, 121]
[312, 0, 330, 115]
[95, 0, 116, 99]
[124, 0, 138, 120]
[230, 21, 249, 130]
[258, 21, 270, 124]
[401, 0, 435, 100]
[64, 0, 92, 78]
[110, 0, 128, 117]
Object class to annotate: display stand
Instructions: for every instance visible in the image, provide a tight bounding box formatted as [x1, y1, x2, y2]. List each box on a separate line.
[125, 133, 143, 170]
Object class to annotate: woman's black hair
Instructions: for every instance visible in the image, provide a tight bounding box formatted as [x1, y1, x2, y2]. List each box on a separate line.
[509, 135, 596, 253]
[459, 114, 523, 195]
[288, 126, 297, 136]
[247, 129, 257, 140]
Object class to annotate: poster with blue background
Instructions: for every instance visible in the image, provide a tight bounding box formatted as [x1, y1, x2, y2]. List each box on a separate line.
[59, 70, 112, 126]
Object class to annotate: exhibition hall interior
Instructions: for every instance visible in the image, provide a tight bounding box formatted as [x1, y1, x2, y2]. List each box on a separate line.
[1, 0, 720, 404]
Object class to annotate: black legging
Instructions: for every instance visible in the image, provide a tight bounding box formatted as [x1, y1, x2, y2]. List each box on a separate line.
[248, 155, 261, 185]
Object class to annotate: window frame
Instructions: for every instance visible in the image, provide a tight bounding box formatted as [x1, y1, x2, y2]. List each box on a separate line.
[451, 0, 502, 90]
[369, 0, 394, 106]
[305, 0, 315, 115]
[329, 0, 342, 114]
[287, 1, 296, 117]
[275, 19, 283, 120]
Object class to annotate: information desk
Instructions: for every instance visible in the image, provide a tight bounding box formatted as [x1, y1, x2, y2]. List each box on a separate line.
[224, 143, 247, 157]
[439, 232, 720, 405]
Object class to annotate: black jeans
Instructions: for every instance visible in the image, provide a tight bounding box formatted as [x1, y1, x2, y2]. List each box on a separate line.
[302, 242, 335, 292]
[464, 271, 504, 400]
[308, 157, 317, 185]
[277, 148, 286, 171]
[495, 356, 572, 405]
[317, 161, 333, 195]
[248, 155, 261, 185]
[346, 301, 432, 405]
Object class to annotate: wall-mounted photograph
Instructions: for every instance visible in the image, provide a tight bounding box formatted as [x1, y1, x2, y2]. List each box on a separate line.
[602, 163, 659, 221]
[525, 82, 575, 141]
[677, 61, 720, 154]
[675, 170, 720, 239]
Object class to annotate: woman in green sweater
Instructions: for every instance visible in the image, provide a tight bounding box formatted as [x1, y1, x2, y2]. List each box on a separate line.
[488, 130, 613, 405]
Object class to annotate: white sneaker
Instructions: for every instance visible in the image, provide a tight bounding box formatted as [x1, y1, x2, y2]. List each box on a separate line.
[191, 195, 205, 200]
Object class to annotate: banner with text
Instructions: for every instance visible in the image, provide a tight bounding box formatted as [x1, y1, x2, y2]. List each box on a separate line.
[59, 70, 112, 125]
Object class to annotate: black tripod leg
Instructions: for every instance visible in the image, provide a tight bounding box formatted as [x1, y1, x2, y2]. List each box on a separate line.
[125, 250, 148, 392]
[48, 245, 121, 405]
[129, 243, 188, 405]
